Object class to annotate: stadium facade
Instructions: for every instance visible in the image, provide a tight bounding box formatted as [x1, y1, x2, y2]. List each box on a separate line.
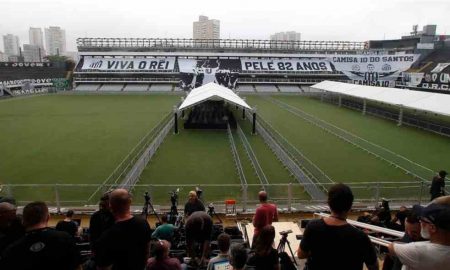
[73, 38, 426, 93]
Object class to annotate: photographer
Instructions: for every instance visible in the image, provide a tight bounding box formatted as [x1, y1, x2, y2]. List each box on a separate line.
[184, 190, 205, 217]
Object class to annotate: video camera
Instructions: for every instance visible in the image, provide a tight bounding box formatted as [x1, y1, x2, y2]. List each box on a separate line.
[169, 188, 180, 207]
[279, 229, 293, 236]
[144, 192, 151, 203]
[195, 187, 203, 200]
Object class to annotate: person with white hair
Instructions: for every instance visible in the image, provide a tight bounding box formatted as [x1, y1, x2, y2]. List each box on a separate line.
[183, 190, 205, 217]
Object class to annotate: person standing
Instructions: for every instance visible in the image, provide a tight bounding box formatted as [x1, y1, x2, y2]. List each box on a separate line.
[252, 191, 278, 246]
[0, 202, 25, 255]
[95, 189, 152, 270]
[298, 183, 378, 270]
[184, 190, 205, 217]
[430, 170, 447, 201]
[89, 192, 115, 253]
[0, 201, 81, 270]
[55, 210, 79, 238]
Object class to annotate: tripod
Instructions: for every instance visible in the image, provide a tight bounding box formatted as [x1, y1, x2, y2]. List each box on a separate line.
[277, 233, 298, 266]
[207, 204, 222, 223]
[142, 192, 161, 224]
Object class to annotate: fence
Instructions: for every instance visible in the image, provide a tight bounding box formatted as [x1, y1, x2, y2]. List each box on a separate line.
[0, 182, 433, 212]
[87, 113, 173, 203]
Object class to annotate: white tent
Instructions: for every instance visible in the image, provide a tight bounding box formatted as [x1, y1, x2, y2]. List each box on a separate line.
[178, 83, 251, 111]
[312, 81, 450, 117]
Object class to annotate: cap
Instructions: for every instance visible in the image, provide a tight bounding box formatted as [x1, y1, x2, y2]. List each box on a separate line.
[413, 203, 450, 231]
[439, 170, 448, 177]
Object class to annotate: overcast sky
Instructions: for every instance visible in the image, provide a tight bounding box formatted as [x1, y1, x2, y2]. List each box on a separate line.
[1, 0, 449, 52]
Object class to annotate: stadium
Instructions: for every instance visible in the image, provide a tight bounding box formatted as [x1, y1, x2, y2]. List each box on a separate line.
[1, 26, 450, 269]
[1, 36, 449, 206]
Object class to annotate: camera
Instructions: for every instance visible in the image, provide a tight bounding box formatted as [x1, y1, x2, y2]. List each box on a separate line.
[144, 192, 150, 203]
[279, 229, 293, 236]
[195, 187, 203, 200]
[169, 188, 180, 207]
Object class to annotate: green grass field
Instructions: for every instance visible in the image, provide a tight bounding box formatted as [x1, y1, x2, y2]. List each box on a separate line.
[1, 93, 448, 205]
[0, 94, 179, 203]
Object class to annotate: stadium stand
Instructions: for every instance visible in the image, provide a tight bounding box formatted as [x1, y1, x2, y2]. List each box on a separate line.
[255, 84, 279, 93]
[278, 85, 301, 93]
[123, 84, 150, 92]
[149, 84, 173, 92]
[74, 84, 101, 91]
[98, 84, 124, 92]
[237, 84, 255, 92]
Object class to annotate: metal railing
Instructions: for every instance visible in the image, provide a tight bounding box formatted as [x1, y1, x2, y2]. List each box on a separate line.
[0, 181, 434, 211]
[320, 93, 450, 137]
[120, 117, 174, 190]
[236, 123, 269, 189]
[77, 38, 366, 52]
[254, 111, 334, 188]
[87, 113, 173, 202]
[250, 113, 326, 200]
[266, 97, 435, 182]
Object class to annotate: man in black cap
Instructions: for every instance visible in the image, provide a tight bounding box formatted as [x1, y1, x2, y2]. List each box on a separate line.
[388, 196, 450, 270]
[430, 170, 447, 201]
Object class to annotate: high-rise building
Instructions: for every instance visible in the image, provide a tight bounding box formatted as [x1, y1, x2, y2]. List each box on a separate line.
[193, 15, 220, 40]
[29, 27, 45, 50]
[45, 26, 66, 55]
[23, 44, 42, 62]
[270, 31, 301, 41]
[0, 51, 8, 62]
[3, 34, 21, 57]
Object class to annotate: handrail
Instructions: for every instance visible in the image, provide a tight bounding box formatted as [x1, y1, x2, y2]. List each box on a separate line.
[227, 124, 248, 187]
[314, 212, 404, 238]
[236, 123, 269, 188]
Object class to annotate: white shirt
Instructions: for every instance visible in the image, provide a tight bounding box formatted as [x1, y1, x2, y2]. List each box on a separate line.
[394, 241, 450, 270]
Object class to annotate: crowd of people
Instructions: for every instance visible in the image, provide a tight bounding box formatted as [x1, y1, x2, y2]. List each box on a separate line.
[0, 180, 449, 270]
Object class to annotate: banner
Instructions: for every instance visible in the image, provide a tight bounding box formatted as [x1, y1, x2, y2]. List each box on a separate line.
[179, 59, 241, 90]
[405, 72, 450, 91]
[0, 62, 52, 67]
[81, 57, 175, 71]
[431, 63, 450, 73]
[241, 59, 332, 72]
[331, 54, 419, 87]
[1, 78, 54, 86]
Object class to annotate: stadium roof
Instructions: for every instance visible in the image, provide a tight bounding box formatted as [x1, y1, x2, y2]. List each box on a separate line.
[178, 83, 252, 111]
[311, 81, 450, 117]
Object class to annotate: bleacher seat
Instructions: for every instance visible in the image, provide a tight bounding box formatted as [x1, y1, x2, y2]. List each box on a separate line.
[149, 84, 173, 92]
[278, 85, 301, 93]
[75, 84, 100, 91]
[99, 84, 124, 91]
[123, 84, 149, 92]
[237, 85, 255, 92]
[255, 84, 278, 93]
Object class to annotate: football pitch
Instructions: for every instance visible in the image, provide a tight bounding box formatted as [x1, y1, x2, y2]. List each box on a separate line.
[0, 93, 448, 205]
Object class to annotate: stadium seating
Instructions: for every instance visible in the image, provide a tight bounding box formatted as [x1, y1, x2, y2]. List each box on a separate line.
[237, 84, 255, 92]
[123, 84, 150, 92]
[74, 84, 101, 91]
[0, 65, 66, 81]
[278, 85, 301, 93]
[255, 84, 279, 93]
[99, 84, 124, 91]
[149, 84, 173, 92]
